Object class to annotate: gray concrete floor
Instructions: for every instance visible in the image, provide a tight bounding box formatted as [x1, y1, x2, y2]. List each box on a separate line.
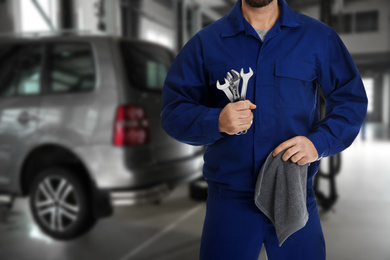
[0, 123, 389, 260]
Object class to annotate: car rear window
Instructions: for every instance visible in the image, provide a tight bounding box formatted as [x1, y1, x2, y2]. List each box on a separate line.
[48, 43, 95, 93]
[119, 40, 173, 92]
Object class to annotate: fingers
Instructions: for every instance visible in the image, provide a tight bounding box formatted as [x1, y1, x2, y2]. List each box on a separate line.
[272, 136, 319, 165]
[281, 149, 309, 165]
[234, 100, 257, 111]
[297, 157, 309, 166]
[219, 100, 256, 135]
[273, 137, 297, 157]
[238, 116, 253, 126]
[237, 110, 253, 119]
[282, 146, 300, 162]
[245, 100, 257, 110]
[290, 151, 304, 163]
[231, 115, 253, 133]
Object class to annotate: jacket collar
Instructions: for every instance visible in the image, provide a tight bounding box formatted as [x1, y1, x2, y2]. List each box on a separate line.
[221, 0, 302, 38]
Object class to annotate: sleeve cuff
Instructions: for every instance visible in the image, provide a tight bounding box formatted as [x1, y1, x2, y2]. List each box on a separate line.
[202, 108, 224, 141]
[306, 131, 329, 161]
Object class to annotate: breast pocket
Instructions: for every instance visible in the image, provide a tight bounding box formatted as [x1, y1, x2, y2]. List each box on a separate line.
[274, 59, 317, 109]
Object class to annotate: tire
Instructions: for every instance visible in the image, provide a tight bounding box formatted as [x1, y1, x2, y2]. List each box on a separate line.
[189, 178, 208, 201]
[29, 166, 97, 240]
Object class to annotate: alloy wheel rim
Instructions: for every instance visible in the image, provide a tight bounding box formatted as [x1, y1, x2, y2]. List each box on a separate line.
[34, 176, 80, 232]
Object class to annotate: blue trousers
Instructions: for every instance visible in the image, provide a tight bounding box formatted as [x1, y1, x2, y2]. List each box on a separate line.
[199, 182, 326, 260]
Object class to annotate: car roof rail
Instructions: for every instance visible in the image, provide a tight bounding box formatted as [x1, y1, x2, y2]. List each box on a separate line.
[0, 29, 110, 38]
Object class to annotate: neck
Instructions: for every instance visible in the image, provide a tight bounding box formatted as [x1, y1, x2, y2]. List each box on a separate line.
[241, 0, 280, 30]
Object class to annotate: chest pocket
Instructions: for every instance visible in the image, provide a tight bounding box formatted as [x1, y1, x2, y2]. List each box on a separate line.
[274, 59, 317, 109]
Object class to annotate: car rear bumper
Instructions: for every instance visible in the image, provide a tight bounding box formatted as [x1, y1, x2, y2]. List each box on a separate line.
[73, 144, 204, 190]
[110, 183, 171, 206]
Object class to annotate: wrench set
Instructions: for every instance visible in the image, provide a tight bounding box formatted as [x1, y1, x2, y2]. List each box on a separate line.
[216, 67, 254, 135]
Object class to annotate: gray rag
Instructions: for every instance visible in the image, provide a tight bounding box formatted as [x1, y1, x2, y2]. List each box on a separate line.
[254, 150, 309, 247]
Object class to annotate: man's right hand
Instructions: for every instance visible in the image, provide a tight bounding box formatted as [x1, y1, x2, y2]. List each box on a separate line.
[219, 100, 257, 135]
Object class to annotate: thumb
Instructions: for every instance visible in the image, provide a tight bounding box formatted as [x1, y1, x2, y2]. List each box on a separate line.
[245, 100, 257, 110]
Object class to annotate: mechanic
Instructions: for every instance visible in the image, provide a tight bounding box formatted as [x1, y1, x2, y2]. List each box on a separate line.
[161, 0, 368, 259]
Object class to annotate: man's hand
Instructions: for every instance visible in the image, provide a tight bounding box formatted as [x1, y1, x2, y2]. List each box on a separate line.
[219, 100, 256, 135]
[273, 136, 318, 165]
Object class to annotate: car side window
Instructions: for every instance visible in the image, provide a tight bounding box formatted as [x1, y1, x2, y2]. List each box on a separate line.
[16, 46, 42, 95]
[0, 44, 42, 97]
[49, 43, 95, 93]
[0, 45, 19, 97]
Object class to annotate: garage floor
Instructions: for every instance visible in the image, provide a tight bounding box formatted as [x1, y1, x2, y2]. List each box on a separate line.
[0, 123, 389, 260]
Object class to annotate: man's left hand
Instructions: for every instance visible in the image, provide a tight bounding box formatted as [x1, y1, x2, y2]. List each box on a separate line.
[273, 136, 318, 166]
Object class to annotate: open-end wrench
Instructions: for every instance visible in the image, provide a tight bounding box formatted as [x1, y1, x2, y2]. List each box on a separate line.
[237, 68, 253, 135]
[240, 67, 253, 100]
[227, 70, 241, 102]
[217, 78, 234, 102]
[228, 69, 249, 135]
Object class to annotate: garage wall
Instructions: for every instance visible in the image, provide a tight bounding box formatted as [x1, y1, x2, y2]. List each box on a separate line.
[73, 0, 99, 32]
[383, 74, 390, 126]
[297, 0, 390, 55]
[139, 1, 175, 50]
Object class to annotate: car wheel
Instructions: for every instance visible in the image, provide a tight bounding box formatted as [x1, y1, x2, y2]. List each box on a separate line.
[29, 166, 97, 240]
[189, 178, 208, 201]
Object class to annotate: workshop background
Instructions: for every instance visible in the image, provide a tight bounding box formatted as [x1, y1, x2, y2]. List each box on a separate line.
[0, 0, 389, 259]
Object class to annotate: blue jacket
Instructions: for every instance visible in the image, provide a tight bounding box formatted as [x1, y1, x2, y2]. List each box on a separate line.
[161, 0, 368, 191]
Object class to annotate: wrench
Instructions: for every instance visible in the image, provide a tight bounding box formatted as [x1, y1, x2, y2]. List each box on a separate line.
[227, 70, 241, 102]
[237, 68, 253, 135]
[216, 78, 234, 102]
[228, 69, 248, 135]
[240, 67, 253, 100]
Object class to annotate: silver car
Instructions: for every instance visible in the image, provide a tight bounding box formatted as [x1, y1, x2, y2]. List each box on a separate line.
[0, 33, 203, 240]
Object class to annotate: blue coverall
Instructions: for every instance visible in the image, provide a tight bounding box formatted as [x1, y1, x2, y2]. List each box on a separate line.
[161, 0, 368, 259]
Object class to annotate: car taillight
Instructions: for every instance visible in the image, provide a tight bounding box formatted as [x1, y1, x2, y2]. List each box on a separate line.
[113, 105, 150, 146]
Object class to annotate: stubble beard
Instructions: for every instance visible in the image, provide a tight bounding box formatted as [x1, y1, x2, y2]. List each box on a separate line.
[244, 0, 274, 8]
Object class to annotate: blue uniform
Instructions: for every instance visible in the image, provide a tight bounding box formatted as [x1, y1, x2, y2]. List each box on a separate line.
[161, 0, 367, 258]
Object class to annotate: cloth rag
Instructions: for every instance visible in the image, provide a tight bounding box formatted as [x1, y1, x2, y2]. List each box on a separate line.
[254, 150, 309, 246]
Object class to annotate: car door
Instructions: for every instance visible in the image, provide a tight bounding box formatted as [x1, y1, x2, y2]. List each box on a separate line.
[0, 43, 43, 189]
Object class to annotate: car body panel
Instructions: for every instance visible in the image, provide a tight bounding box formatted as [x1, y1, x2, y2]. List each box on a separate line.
[0, 35, 203, 199]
